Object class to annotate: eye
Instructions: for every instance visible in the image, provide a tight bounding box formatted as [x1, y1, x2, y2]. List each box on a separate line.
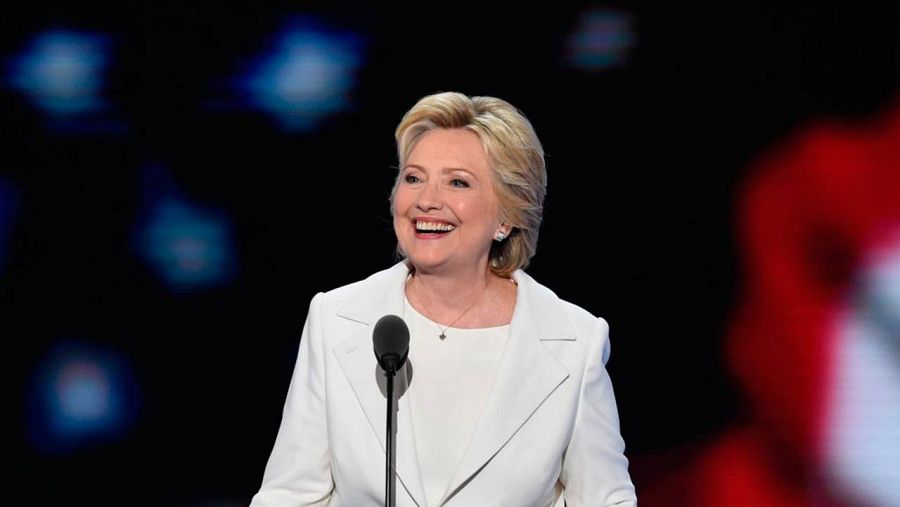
[404, 173, 421, 184]
[450, 178, 470, 188]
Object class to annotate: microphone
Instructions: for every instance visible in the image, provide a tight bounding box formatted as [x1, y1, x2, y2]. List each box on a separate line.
[373, 315, 409, 506]
[373, 314, 410, 375]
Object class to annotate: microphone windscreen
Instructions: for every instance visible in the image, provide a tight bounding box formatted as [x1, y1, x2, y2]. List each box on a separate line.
[373, 314, 410, 368]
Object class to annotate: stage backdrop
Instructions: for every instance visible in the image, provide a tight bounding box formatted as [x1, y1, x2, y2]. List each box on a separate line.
[2, 3, 898, 505]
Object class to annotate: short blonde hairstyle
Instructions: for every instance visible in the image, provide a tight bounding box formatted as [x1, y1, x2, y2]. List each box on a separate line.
[391, 91, 547, 278]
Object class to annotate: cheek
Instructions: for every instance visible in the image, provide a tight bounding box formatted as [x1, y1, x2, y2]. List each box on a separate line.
[392, 192, 411, 236]
[392, 187, 413, 215]
[392, 215, 409, 252]
[392, 207, 407, 236]
[459, 197, 499, 229]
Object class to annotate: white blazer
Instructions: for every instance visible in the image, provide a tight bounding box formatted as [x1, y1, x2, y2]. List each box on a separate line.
[250, 262, 636, 506]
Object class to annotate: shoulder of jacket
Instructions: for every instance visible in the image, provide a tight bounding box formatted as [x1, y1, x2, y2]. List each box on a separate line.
[315, 262, 406, 311]
[520, 272, 610, 345]
[558, 299, 609, 334]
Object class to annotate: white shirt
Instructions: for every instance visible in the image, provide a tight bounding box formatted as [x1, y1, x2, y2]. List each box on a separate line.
[403, 296, 510, 506]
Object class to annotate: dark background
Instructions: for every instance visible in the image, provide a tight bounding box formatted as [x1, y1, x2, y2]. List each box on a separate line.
[2, 2, 898, 504]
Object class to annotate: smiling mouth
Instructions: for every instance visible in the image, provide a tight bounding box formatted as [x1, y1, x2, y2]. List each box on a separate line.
[415, 220, 456, 235]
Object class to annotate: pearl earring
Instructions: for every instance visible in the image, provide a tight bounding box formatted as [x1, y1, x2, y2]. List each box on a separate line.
[494, 230, 507, 241]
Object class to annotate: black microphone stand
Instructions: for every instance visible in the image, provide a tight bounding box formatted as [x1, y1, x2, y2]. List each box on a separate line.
[373, 314, 409, 507]
[382, 358, 400, 507]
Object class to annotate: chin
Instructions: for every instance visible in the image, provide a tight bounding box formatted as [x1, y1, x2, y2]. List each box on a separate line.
[406, 256, 448, 272]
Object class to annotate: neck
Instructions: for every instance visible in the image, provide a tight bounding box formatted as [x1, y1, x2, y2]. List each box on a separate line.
[408, 263, 494, 317]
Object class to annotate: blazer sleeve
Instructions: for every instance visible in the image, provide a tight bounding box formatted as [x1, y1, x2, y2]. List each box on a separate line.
[250, 292, 334, 506]
[560, 317, 637, 506]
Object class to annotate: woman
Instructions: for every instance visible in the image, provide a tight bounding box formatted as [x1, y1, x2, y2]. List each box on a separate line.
[251, 92, 636, 506]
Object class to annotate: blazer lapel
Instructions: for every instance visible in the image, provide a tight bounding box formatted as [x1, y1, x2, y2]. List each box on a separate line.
[333, 262, 427, 507]
[441, 270, 573, 503]
[331, 263, 574, 505]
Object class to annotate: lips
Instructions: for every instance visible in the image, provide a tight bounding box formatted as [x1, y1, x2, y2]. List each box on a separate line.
[415, 220, 455, 232]
[413, 218, 455, 238]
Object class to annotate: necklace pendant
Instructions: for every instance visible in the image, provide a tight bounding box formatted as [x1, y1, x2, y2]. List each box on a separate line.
[439, 332, 447, 340]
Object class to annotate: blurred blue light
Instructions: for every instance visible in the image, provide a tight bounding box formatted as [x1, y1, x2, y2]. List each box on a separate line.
[26, 340, 141, 454]
[6, 29, 111, 116]
[564, 7, 636, 72]
[132, 165, 237, 293]
[225, 15, 366, 132]
[0, 178, 20, 275]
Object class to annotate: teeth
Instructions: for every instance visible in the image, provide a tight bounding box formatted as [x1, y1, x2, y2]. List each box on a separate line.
[416, 220, 455, 232]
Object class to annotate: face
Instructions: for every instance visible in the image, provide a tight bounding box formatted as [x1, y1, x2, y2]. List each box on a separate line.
[393, 128, 504, 275]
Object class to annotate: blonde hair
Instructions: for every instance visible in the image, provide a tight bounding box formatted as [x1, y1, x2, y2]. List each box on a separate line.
[391, 91, 547, 278]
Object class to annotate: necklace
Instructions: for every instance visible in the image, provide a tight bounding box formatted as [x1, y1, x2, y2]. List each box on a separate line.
[410, 275, 489, 340]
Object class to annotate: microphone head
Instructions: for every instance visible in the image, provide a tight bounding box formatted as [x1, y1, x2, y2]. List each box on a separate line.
[373, 314, 410, 374]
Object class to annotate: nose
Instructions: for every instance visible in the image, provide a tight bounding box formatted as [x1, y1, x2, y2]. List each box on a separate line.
[415, 179, 442, 211]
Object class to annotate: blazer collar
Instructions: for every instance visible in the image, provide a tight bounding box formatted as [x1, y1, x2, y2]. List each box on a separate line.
[335, 261, 576, 341]
[333, 261, 573, 505]
[336, 261, 411, 326]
